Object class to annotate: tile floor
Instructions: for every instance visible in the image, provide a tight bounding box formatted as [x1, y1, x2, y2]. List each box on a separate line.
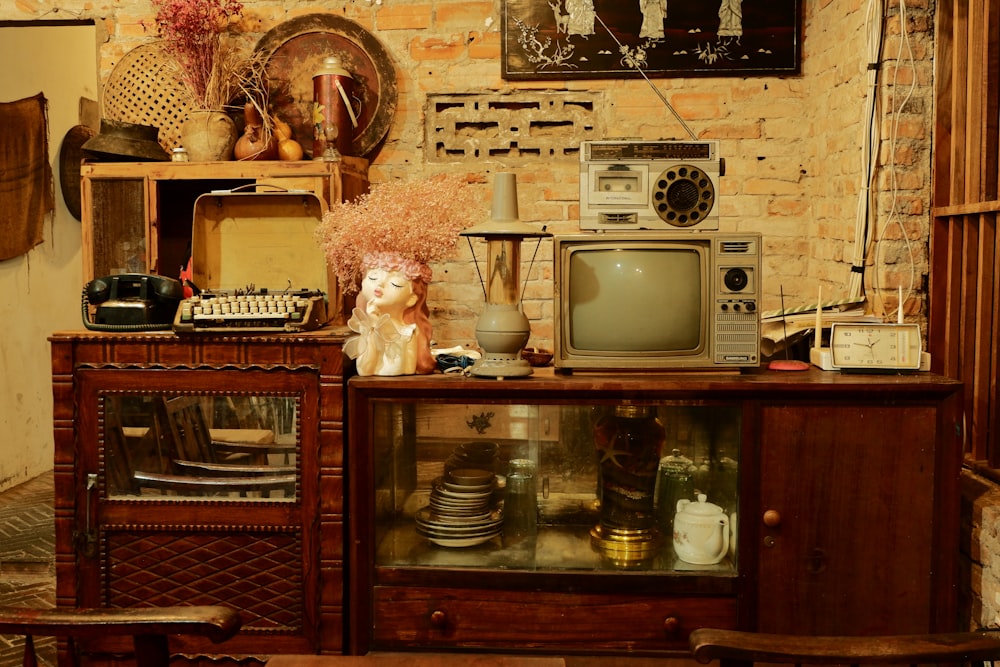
[0, 472, 56, 666]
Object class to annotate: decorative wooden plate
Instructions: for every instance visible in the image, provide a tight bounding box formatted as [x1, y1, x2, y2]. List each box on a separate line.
[254, 13, 398, 159]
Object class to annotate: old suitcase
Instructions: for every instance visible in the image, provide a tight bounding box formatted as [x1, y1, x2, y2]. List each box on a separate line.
[173, 187, 333, 333]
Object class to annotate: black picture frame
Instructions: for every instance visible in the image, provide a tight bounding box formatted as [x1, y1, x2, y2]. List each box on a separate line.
[501, 0, 802, 80]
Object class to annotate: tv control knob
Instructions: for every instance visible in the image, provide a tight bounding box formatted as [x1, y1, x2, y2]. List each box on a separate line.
[746, 301, 757, 312]
[733, 303, 741, 312]
[721, 303, 729, 311]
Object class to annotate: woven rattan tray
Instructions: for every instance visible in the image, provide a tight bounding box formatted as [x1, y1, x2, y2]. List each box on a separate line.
[101, 42, 193, 152]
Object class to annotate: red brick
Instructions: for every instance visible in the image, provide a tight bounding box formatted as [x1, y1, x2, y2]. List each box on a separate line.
[377, 5, 433, 30]
[410, 35, 466, 61]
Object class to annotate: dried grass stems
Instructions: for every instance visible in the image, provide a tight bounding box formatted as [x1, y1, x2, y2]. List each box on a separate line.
[231, 49, 273, 143]
[317, 174, 488, 294]
[152, 0, 271, 134]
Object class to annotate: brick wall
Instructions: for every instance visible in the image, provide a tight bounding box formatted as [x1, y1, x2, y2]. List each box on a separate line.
[0, 0, 936, 352]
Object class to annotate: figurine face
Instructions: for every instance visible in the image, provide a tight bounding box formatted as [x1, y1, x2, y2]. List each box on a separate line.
[361, 266, 418, 318]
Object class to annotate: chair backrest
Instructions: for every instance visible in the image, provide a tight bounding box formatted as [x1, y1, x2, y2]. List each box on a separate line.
[0, 605, 241, 667]
[689, 628, 1000, 667]
[162, 396, 217, 463]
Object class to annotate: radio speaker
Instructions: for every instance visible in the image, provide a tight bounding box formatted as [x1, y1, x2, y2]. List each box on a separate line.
[652, 164, 717, 227]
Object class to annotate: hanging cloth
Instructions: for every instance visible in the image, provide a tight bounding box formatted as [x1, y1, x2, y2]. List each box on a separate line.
[0, 93, 53, 260]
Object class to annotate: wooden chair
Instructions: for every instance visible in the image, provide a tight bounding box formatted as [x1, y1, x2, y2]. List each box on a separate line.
[689, 628, 1000, 667]
[161, 396, 294, 466]
[0, 604, 241, 667]
[132, 396, 297, 498]
[133, 469, 297, 496]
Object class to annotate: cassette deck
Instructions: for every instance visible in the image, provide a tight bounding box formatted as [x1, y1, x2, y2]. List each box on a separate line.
[579, 139, 722, 231]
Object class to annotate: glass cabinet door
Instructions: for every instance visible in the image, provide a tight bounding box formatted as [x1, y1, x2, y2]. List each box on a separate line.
[371, 400, 740, 574]
[102, 392, 300, 501]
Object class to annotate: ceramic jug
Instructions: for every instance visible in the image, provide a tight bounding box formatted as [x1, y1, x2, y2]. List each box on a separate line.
[673, 493, 730, 565]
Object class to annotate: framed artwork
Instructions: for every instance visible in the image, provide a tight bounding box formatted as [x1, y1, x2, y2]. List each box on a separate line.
[501, 0, 801, 80]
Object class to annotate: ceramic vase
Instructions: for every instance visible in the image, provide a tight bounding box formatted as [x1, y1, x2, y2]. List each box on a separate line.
[180, 110, 237, 162]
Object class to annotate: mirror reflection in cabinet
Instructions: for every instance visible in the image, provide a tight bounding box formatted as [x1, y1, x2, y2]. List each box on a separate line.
[101, 393, 300, 501]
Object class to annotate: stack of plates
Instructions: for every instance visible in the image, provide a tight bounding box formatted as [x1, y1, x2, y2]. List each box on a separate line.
[415, 468, 502, 547]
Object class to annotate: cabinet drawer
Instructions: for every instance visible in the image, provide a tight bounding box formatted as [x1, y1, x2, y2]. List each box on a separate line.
[372, 586, 737, 652]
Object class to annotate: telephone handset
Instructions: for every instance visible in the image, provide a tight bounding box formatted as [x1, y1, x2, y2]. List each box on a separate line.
[82, 274, 184, 331]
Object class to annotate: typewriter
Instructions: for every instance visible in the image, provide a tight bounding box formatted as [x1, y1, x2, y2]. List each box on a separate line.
[172, 287, 327, 333]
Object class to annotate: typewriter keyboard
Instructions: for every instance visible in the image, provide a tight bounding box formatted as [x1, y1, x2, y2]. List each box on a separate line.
[173, 290, 326, 332]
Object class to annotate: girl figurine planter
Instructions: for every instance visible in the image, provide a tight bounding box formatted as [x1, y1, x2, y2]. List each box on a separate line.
[315, 174, 485, 376]
[346, 252, 435, 376]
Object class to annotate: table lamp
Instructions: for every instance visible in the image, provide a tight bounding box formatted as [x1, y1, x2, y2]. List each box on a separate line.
[461, 173, 550, 378]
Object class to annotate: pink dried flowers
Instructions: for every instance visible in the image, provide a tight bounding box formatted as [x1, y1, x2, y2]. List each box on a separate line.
[151, 0, 246, 109]
[316, 173, 487, 294]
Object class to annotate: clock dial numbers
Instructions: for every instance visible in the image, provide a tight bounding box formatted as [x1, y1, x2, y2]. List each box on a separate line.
[830, 323, 922, 371]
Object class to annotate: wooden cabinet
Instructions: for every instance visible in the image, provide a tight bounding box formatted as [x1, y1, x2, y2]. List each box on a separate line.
[50, 330, 349, 662]
[79, 159, 369, 322]
[347, 368, 963, 656]
[756, 401, 952, 634]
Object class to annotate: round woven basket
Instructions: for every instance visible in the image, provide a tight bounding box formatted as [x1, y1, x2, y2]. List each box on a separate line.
[101, 42, 193, 152]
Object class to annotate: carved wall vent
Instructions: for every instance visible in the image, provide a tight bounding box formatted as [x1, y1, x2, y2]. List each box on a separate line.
[426, 92, 601, 162]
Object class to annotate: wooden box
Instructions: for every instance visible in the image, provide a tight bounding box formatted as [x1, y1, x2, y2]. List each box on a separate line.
[80, 158, 369, 324]
[190, 189, 330, 295]
[176, 189, 333, 332]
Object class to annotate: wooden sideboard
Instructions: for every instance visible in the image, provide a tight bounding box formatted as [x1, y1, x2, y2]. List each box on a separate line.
[50, 339, 964, 661]
[50, 329, 349, 662]
[347, 368, 964, 656]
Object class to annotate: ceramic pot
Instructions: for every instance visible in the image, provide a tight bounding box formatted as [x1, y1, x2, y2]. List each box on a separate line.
[180, 110, 237, 162]
[673, 493, 730, 565]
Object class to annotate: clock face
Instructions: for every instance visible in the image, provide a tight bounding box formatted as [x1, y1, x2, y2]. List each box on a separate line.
[830, 323, 922, 370]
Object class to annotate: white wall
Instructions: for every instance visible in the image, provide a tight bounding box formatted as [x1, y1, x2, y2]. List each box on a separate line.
[0, 23, 98, 492]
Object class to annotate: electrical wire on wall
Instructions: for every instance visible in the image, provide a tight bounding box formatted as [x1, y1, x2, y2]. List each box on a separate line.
[848, 0, 885, 302]
[865, 0, 919, 323]
[850, 0, 919, 322]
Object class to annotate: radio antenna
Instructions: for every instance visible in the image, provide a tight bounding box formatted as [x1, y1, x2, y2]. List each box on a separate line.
[769, 285, 810, 371]
[594, 14, 697, 140]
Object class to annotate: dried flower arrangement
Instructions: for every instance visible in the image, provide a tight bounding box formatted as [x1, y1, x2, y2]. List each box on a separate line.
[150, 0, 256, 111]
[316, 174, 487, 293]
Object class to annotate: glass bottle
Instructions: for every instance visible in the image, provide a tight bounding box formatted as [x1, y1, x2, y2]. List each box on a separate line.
[593, 405, 665, 533]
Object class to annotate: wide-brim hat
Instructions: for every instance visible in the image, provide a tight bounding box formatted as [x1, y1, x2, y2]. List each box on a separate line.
[82, 119, 169, 161]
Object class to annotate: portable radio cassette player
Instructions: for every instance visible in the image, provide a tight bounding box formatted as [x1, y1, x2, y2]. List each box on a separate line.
[579, 139, 723, 231]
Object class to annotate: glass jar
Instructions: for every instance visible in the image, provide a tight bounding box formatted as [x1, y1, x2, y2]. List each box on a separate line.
[653, 448, 695, 537]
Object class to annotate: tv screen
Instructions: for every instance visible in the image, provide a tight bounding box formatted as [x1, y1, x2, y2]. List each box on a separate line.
[566, 245, 705, 354]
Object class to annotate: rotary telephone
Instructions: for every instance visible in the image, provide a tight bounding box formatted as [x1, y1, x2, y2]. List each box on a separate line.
[82, 273, 184, 332]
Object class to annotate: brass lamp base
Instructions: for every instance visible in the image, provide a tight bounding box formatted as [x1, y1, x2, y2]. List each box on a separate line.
[590, 524, 660, 569]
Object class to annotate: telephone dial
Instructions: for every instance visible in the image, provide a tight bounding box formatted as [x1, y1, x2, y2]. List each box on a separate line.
[82, 273, 184, 331]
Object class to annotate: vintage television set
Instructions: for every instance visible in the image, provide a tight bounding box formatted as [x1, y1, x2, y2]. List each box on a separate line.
[553, 231, 761, 372]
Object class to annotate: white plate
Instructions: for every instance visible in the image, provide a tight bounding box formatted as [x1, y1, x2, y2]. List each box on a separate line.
[426, 532, 500, 548]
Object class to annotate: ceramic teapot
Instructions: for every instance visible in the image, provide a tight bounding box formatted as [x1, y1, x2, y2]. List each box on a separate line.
[673, 493, 730, 565]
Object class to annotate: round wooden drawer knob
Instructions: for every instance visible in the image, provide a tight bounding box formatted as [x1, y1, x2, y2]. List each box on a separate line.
[663, 616, 681, 636]
[429, 610, 448, 628]
[763, 509, 781, 527]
